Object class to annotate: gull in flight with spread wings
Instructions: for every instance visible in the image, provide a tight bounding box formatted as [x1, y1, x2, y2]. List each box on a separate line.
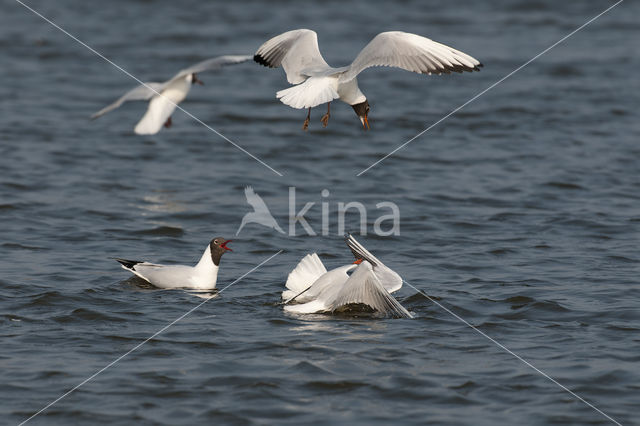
[254, 29, 482, 131]
[91, 55, 252, 135]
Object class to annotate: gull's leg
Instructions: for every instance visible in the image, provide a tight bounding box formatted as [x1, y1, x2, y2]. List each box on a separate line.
[164, 116, 172, 128]
[303, 108, 311, 131]
[320, 102, 331, 127]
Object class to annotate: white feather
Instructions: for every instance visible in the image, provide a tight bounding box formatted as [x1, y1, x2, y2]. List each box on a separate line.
[276, 76, 339, 109]
[328, 261, 413, 318]
[345, 234, 402, 293]
[254, 29, 331, 84]
[340, 31, 481, 83]
[283, 253, 327, 299]
[284, 299, 328, 314]
[133, 77, 191, 135]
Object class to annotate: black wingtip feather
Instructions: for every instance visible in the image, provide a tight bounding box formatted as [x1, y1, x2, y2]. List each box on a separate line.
[344, 235, 378, 268]
[253, 54, 271, 67]
[115, 258, 140, 269]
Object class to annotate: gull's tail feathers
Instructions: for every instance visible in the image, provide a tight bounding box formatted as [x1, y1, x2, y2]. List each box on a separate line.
[276, 77, 339, 109]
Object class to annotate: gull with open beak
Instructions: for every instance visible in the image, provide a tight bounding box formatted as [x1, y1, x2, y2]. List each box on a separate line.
[282, 234, 412, 318]
[115, 237, 232, 290]
[254, 29, 481, 131]
[91, 55, 251, 135]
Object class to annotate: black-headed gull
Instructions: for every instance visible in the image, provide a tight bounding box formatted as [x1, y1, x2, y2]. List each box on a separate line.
[116, 237, 232, 290]
[254, 29, 482, 130]
[91, 55, 252, 135]
[283, 235, 412, 318]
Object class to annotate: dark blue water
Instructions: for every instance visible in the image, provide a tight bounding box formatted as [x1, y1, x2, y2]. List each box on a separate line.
[2, 0, 639, 424]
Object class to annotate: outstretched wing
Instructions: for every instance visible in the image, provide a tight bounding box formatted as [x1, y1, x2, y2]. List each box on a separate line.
[171, 55, 253, 80]
[328, 262, 412, 318]
[345, 234, 403, 293]
[254, 29, 331, 84]
[345, 234, 381, 266]
[90, 82, 164, 119]
[340, 31, 482, 83]
[284, 253, 327, 294]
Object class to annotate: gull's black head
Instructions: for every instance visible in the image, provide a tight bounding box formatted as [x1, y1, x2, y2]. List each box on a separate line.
[351, 100, 370, 130]
[209, 237, 232, 266]
[191, 73, 204, 85]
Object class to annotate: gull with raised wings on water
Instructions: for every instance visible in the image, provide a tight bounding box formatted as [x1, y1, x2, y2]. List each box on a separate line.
[254, 29, 482, 130]
[282, 234, 412, 318]
[91, 55, 252, 135]
[115, 237, 232, 290]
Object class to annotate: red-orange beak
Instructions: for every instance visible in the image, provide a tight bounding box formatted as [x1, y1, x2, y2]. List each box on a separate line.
[353, 258, 363, 264]
[359, 115, 370, 130]
[221, 240, 233, 251]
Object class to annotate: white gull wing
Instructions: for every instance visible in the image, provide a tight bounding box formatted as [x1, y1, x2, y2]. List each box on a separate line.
[298, 264, 355, 302]
[90, 82, 164, 119]
[284, 263, 356, 306]
[169, 55, 253, 81]
[328, 261, 413, 318]
[254, 29, 331, 84]
[345, 234, 402, 293]
[339, 31, 482, 83]
[283, 253, 327, 299]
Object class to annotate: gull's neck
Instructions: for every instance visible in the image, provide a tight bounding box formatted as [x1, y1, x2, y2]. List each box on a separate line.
[337, 77, 366, 105]
[195, 245, 219, 274]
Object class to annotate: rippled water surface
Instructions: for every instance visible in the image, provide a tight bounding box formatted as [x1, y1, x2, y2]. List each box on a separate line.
[2, 0, 639, 424]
